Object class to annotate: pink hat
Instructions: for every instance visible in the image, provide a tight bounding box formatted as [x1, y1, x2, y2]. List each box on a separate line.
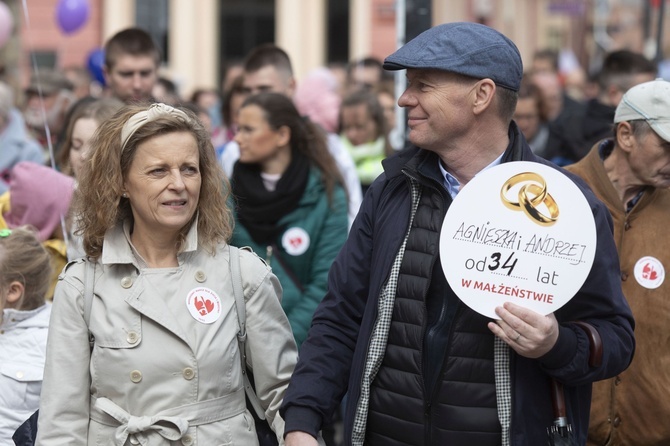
[294, 68, 341, 133]
[4, 162, 75, 241]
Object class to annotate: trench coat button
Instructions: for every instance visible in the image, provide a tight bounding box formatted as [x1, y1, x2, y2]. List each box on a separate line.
[126, 331, 139, 344]
[130, 370, 142, 383]
[624, 221, 631, 230]
[195, 271, 206, 282]
[612, 415, 621, 427]
[182, 367, 195, 380]
[621, 271, 628, 281]
[121, 276, 133, 288]
[614, 376, 622, 386]
[16, 371, 24, 379]
[181, 434, 194, 445]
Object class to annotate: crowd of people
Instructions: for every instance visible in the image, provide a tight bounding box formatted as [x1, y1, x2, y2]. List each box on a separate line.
[0, 19, 668, 446]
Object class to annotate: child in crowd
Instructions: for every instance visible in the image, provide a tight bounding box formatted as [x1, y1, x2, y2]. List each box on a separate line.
[339, 89, 393, 193]
[0, 162, 75, 299]
[56, 97, 123, 178]
[0, 226, 52, 445]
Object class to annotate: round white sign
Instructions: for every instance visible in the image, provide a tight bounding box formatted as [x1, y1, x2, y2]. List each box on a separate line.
[439, 161, 597, 319]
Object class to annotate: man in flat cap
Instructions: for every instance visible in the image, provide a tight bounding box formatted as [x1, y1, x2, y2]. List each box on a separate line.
[280, 22, 634, 445]
[567, 79, 670, 445]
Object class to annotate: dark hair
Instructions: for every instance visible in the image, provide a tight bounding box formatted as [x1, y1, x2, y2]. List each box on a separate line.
[157, 76, 178, 95]
[532, 49, 560, 72]
[347, 57, 383, 74]
[222, 74, 245, 128]
[346, 56, 392, 88]
[154, 76, 181, 105]
[598, 50, 657, 91]
[181, 101, 206, 117]
[518, 74, 548, 122]
[497, 86, 519, 125]
[240, 92, 344, 201]
[104, 27, 161, 70]
[339, 89, 393, 156]
[190, 88, 221, 106]
[244, 44, 293, 76]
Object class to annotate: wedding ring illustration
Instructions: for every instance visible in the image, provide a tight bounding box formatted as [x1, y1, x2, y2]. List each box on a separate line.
[500, 172, 559, 226]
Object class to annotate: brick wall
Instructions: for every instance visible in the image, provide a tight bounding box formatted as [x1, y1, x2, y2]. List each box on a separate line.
[18, 0, 103, 87]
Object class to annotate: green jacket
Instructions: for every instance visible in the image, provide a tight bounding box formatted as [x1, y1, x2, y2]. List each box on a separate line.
[231, 169, 348, 346]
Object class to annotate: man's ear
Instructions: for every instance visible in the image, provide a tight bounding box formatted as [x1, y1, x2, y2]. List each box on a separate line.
[472, 78, 496, 115]
[616, 121, 635, 153]
[5, 281, 24, 305]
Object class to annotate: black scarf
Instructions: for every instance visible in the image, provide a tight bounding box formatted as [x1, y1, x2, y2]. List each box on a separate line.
[232, 151, 310, 245]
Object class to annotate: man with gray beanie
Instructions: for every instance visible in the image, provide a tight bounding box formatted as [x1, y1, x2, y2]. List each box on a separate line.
[567, 79, 670, 445]
[281, 22, 634, 445]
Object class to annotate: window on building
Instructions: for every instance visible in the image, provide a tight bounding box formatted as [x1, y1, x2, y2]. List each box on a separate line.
[327, 0, 349, 65]
[30, 51, 57, 69]
[136, 0, 169, 63]
[219, 0, 275, 61]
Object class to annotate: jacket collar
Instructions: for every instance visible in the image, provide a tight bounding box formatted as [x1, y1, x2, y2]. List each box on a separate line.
[576, 142, 660, 216]
[1, 303, 51, 329]
[101, 218, 199, 266]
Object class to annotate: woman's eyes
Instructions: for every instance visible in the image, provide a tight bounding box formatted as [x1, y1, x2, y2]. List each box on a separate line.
[147, 165, 199, 176]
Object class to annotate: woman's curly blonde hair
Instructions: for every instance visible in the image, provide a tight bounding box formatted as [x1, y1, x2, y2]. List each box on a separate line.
[74, 103, 233, 259]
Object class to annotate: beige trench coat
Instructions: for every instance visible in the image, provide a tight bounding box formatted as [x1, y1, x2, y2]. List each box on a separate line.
[36, 222, 298, 445]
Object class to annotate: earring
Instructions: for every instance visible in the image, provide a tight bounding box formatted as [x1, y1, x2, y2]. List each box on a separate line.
[122, 192, 128, 198]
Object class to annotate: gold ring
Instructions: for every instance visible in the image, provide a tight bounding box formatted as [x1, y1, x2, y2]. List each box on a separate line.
[500, 172, 547, 210]
[519, 183, 559, 226]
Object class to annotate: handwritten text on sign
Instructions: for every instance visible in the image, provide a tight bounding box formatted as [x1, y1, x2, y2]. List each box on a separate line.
[439, 162, 597, 319]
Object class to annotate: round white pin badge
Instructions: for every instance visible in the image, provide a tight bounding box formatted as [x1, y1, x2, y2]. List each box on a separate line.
[186, 287, 222, 324]
[282, 227, 310, 256]
[634, 256, 665, 289]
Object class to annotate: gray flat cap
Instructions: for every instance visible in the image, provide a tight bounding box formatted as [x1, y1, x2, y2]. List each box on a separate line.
[383, 22, 523, 92]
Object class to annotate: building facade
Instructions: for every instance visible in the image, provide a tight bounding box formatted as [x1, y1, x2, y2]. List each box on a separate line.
[2, 0, 667, 100]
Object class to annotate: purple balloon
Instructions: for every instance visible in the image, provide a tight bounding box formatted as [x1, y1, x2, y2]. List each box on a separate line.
[56, 0, 89, 34]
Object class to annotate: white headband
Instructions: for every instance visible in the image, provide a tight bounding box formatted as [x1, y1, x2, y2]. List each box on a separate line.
[120, 103, 192, 151]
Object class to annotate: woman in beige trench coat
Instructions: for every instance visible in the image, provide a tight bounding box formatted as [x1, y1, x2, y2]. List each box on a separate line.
[36, 103, 298, 445]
